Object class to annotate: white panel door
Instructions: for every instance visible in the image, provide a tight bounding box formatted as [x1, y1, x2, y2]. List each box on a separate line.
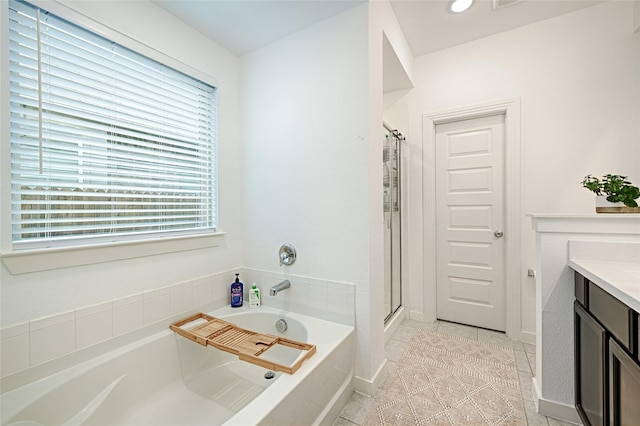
[435, 114, 506, 331]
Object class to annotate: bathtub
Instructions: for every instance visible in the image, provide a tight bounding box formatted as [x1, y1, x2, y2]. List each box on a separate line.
[0, 305, 354, 426]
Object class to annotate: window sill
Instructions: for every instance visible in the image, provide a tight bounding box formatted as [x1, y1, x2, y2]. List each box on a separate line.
[1, 232, 226, 275]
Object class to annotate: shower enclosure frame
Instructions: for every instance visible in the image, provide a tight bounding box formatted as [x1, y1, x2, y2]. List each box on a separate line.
[383, 122, 404, 324]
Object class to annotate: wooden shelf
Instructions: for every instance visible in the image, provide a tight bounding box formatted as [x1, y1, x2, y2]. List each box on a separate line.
[170, 313, 316, 374]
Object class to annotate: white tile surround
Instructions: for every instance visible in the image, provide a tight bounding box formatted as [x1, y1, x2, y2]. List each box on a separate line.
[0, 267, 355, 378]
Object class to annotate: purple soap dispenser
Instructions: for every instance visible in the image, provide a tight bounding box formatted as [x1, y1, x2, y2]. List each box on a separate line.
[230, 273, 244, 307]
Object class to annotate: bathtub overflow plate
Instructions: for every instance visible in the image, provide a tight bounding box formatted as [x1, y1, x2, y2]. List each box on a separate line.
[275, 319, 288, 333]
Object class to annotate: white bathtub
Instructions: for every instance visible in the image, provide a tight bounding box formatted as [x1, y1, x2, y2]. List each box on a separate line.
[0, 306, 354, 426]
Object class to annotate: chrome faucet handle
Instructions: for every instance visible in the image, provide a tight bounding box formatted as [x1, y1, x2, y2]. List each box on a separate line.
[279, 243, 296, 266]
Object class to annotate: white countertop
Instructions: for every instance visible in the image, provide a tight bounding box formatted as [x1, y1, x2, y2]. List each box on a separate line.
[569, 259, 640, 312]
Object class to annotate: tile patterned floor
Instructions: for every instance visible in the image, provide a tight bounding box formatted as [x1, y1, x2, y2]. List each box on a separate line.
[334, 319, 576, 426]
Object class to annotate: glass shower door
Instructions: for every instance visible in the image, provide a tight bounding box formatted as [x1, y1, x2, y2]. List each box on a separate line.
[383, 129, 402, 323]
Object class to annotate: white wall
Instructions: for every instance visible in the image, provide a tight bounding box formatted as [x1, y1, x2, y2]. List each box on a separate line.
[240, 3, 384, 387]
[397, 1, 640, 338]
[0, 0, 244, 325]
[5, 0, 634, 395]
[238, 0, 415, 392]
[0, 0, 406, 392]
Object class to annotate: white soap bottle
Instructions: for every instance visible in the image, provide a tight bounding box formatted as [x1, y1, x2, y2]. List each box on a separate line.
[249, 283, 261, 308]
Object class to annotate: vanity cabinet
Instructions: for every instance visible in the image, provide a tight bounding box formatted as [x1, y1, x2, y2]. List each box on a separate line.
[574, 301, 607, 426]
[609, 338, 640, 426]
[574, 271, 639, 426]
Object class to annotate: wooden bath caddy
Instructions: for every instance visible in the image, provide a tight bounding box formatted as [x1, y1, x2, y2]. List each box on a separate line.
[170, 313, 316, 374]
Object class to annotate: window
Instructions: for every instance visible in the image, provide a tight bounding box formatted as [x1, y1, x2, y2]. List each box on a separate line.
[8, 0, 217, 251]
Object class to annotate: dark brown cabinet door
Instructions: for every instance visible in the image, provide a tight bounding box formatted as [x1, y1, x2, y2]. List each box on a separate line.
[575, 301, 607, 426]
[609, 338, 640, 426]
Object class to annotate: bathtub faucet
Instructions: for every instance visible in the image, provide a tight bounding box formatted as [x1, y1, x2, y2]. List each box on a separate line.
[270, 280, 291, 296]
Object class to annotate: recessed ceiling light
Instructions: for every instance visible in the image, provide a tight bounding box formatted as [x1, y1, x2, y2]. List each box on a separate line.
[493, 0, 523, 10]
[450, 0, 473, 13]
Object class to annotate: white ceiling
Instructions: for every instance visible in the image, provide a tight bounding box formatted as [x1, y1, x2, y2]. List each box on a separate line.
[152, 0, 365, 56]
[391, 0, 604, 57]
[153, 0, 604, 57]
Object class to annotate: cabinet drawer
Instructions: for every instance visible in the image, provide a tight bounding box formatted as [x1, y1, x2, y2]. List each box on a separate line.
[575, 271, 587, 307]
[589, 282, 632, 351]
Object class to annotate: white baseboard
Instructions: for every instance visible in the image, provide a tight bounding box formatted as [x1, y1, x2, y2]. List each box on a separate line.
[408, 309, 426, 322]
[532, 376, 581, 424]
[353, 358, 388, 397]
[520, 330, 536, 345]
[383, 307, 406, 344]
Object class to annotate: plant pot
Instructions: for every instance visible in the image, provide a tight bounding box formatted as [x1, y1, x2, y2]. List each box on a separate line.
[595, 195, 640, 214]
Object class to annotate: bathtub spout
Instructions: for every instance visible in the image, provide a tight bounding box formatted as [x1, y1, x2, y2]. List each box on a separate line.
[270, 280, 290, 296]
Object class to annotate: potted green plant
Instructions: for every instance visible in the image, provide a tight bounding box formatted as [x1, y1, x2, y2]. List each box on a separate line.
[581, 174, 640, 213]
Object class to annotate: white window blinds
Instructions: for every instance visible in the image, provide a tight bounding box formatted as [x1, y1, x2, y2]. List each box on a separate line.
[8, 0, 217, 250]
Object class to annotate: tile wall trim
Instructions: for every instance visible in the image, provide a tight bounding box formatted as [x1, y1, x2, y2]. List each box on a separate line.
[240, 267, 356, 327]
[0, 267, 355, 378]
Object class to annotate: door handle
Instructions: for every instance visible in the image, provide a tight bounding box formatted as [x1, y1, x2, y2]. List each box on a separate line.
[494, 230, 504, 238]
